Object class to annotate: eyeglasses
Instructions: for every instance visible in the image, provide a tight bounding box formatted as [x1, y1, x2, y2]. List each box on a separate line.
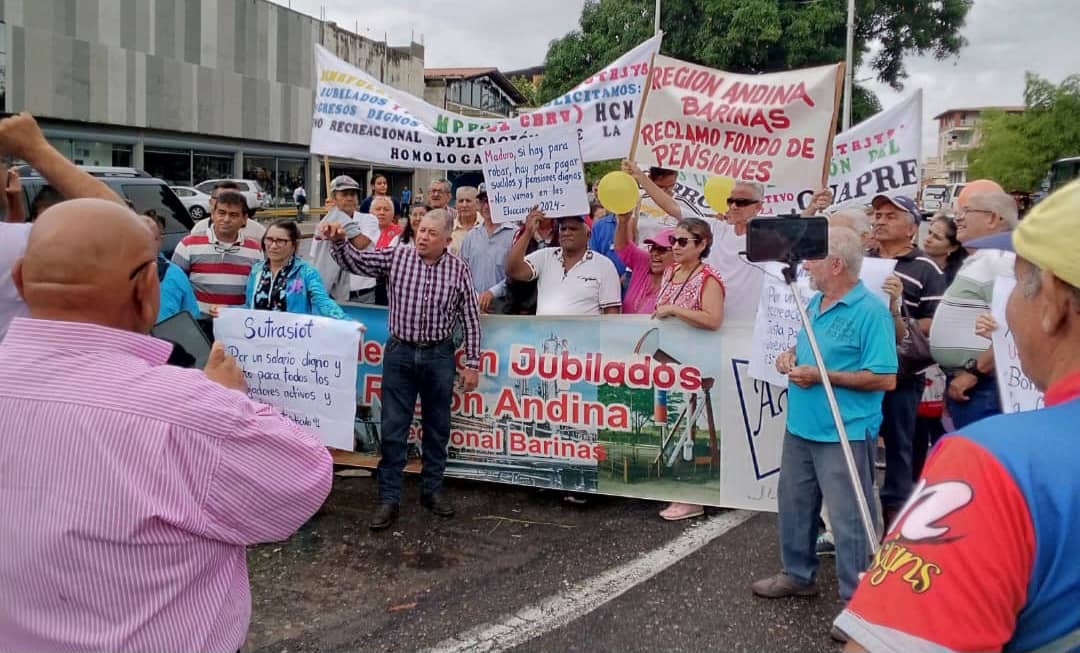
[264, 237, 293, 247]
[128, 258, 156, 280]
[646, 244, 672, 254]
[727, 198, 760, 207]
[669, 236, 701, 247]
[957, 208, 992, 218]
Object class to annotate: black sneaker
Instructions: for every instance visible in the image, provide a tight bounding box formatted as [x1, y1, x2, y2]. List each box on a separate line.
[369, 503, 399, 531]
[420, 492, 455, 517]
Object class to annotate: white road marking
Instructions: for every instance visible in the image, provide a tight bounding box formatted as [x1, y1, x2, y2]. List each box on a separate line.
[422, 509, 755, 653]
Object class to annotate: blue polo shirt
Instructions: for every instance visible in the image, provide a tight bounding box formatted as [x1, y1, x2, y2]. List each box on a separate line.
[587, 213, 628, 279]
[787, 280, 897, 442]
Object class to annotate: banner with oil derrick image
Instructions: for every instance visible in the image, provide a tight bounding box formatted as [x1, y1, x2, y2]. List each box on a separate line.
[341, 306, 787, 512]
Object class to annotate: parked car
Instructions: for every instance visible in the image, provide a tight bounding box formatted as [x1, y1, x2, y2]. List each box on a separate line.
[921, 184, 949, 214]
[193, 178, 268, 209]
[948, 182, 966, 212]
[15, 166, 194, 258]
[170, 185, 213, 220]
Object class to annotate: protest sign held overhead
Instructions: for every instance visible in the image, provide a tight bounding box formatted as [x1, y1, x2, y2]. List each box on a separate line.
[632, 55, 843, 191]
[481, 130, 589, 223]
[310, 36, 661, 169]
[214, 309, 362, 451]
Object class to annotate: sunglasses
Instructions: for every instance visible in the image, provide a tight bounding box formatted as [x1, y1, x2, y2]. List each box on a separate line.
[646, 243, 672, 253]
[669, 236, 701, 247]
[726, 198, 760, 207]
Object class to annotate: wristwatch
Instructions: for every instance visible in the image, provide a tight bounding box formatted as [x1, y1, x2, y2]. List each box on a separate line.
[963, 358, 985, 379]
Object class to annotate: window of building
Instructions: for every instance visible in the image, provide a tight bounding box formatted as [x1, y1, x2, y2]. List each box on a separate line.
[242, 156, 275, 204]
[193, 152, 234, 186]
[70, 141, 132, 167]
[276, 158, 307, 206]
[145, 148, 191, 186]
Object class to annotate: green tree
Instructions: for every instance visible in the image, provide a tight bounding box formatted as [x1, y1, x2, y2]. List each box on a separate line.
[968, 74, 1080, 192]
[597, 384, 655, 434]
[538, 0, 971, 125]
[510, 75, 539, 108]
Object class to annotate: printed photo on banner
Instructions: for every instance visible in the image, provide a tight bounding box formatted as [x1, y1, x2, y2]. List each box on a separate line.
[990, 276, 1045, 413]
[310, 36, 660, 170]
[632, 55, 843, 192]
[342, 305, 786, 512]
[480, 130, 589, 223]
[214, 308, 362, 451]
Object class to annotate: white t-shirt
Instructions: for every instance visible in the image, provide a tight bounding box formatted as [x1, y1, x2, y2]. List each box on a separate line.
[635, 192, 703, 245]
[704, 218, 764, 323]
[524, 248, 622, 316]
[0, 223, 32, 341]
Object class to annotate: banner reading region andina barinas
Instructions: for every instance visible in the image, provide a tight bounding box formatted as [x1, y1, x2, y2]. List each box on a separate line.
[310, 36, 660, 169]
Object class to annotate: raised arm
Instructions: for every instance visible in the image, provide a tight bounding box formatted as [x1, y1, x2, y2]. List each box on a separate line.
[0, 113, 123, 205]
[506, 206, 543, 282]
[622, 159, 680, 219]
[320, 221, 391, 278]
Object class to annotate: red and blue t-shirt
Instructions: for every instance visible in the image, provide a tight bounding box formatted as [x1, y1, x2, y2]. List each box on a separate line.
[836, 370, 1080, 652]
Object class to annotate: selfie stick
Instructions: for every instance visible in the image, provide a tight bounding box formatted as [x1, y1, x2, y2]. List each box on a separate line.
[782, 261, 880, 555]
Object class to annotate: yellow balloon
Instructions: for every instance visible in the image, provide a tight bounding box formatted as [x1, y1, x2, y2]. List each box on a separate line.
[597, 171, 640, 215]
[703, 176, 736, 213]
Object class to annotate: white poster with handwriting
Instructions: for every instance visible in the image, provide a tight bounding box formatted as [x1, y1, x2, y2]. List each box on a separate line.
[748, 258, 897, 387]
[214, 309, 361, 450]
[481, 130, 589, 223]
[990, 276, 1045, 414]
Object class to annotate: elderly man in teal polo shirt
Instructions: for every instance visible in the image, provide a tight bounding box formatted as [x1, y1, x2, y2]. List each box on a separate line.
[752, 227, 898, 621]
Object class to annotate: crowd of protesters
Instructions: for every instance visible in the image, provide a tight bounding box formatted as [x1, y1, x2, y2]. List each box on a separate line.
[0, 109, 1076, 651]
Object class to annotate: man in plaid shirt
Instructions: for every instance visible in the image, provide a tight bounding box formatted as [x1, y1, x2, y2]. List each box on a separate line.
[321, 209, 481, 530]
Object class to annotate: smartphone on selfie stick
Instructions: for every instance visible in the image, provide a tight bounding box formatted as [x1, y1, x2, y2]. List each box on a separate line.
[746, 215, 879, 554]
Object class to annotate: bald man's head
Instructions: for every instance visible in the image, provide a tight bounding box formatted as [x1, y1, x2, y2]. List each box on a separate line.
[14, 198, 160, 333]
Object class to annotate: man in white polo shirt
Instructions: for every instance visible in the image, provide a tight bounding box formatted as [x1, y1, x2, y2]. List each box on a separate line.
[704, 180, 767, 322]
[506, 210, 621, 315]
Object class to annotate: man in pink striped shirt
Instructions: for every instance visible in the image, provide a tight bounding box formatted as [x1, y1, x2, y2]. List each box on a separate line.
[0, 199, 333, 652]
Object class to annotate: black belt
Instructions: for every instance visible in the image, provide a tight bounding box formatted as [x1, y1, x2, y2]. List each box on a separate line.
[390, 335, 452, 349]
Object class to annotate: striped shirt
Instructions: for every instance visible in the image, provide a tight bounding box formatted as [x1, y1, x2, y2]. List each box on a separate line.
[0, 318, 333, 652]
[171, 229, 263, 314]
[868, 246, 946, 320]
[331, 239, 482, 367]
[930, 248, 1016, 370]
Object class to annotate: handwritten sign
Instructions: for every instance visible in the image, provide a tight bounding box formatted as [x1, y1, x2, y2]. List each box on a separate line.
[748, 258, 897, 387]
[990, 276, 1045, 414]
[632, 55, 842, 190]
[214, 308, 362, 450]
[481, 130, 589, 223]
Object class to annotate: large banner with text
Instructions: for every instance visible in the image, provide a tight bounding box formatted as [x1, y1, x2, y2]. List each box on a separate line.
[343, 305, 786, 512]
[664, 91, 922, 217]
[311, 37, 660, 169]
[632, 55, 842, 192]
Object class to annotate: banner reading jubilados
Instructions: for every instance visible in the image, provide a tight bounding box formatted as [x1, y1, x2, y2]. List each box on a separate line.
[341, 305, 787, 512]
[632, 55, 843, 192]
[310, 36, 660, 169]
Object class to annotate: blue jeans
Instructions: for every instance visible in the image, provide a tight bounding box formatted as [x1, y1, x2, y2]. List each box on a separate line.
[945, 373, 1001, 429]
[377, 337, 457, 504]
[879, 375, 922, 512]
[778, 430, 877, 601]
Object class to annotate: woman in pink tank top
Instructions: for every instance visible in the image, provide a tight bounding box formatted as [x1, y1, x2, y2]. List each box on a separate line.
[653, 217, 726, 521]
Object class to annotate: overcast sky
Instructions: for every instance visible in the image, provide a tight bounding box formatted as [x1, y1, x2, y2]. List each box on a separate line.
[284, 0, 1079, 156]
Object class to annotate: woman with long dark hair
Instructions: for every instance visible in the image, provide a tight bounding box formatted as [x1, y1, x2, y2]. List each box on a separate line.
[922, 215, 967, 284]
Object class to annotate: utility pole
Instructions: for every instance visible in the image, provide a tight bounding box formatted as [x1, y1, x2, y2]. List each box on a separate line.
[654, 0, 661, 35]
[842, 0, 855, 131]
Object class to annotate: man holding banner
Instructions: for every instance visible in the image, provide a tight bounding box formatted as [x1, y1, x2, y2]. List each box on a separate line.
[321, 209, 482, 530]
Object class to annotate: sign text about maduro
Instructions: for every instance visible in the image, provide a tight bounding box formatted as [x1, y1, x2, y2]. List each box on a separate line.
[481, 131, 589, 223]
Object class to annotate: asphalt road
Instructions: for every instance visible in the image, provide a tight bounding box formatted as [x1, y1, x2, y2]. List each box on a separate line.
[244, 474, 846, 653]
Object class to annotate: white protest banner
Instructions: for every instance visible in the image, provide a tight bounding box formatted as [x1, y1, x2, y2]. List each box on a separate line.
[214, 309, 361, 450]
[481, 130, 589, 223]
[666, 92, 922, 217]
[631, 55, 842, 192]
[990, 276, 1045, 413]
[311, 36, 661, 170]
[748, 258, 898, 387]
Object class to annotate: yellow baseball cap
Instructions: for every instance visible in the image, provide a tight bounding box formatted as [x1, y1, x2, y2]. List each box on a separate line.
[1014, 179, 1080, 288]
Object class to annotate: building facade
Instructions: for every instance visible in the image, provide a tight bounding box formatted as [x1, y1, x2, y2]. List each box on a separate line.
[0, 0, 425, 206]
[934, 106, 1024, 184]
